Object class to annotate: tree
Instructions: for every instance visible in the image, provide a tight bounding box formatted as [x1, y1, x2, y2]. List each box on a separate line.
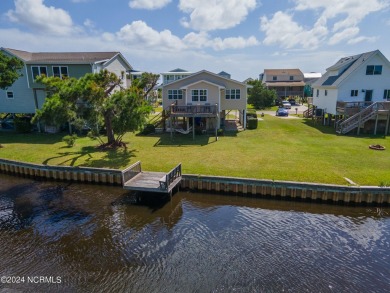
[247, 79, 277, 109]
[33, 70, 153, 148]
[0, 51, 24, 90]
[131, 72, 160, 100]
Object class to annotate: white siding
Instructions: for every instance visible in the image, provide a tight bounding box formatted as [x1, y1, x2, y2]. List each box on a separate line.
[313, 88, 338, 114]
[339, 54, 390, 103]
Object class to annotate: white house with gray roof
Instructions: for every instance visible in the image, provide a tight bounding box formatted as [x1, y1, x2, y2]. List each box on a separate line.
[312, 50, 390, 115]
[0, 48, 132, 114]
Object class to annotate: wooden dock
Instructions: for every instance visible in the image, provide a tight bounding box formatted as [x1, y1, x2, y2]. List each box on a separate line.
[122, 162, 182, 194]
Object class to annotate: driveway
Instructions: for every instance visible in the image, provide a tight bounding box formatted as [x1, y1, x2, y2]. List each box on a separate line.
[256, 104, 308, 119]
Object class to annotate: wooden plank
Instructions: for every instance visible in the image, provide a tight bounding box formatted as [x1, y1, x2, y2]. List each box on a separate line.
[123, 171, 181, 193]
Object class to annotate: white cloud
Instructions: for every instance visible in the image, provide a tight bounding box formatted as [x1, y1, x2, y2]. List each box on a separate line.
[183, 32, 259, 50]
[260, 0, 388, 49]
[328, 27, 360, 45]
[260, 12, 327, 49]
[6, 0, 76, 36]
[347, 35, 379, 44]
[116, 21, 259, 52]
[179, 0, 257, 31]
[294, 0, 389, 37]
[117, 21, 186, 51]
[129, 0, 171, 10]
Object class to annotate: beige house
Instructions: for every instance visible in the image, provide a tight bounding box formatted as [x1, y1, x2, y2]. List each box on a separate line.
[162, 70, 249, 136]
[261, 69, 305, 99]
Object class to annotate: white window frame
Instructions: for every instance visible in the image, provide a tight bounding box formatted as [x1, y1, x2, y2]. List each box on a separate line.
[168, 89, 183, 100]
[52, 66, 69, 79]
[31, 66, 48, 81]
[226, 89, 241, 99]
[192, 89, 207, 102]
[351, 89, 358, 97]
[325, 90, 328, 96]
[6, 91, 14, 99]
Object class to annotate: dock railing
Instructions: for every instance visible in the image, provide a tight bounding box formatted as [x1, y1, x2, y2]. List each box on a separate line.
[159, 163, 182, 190]
[121, 161, 142, 185]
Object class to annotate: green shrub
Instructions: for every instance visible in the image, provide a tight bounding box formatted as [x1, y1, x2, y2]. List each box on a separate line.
[217, 128, 224, 136]
[14, 116, 32, 133]
[246, 110, 257, 119]
[141, 124, 155, 135]
[62, 134, 77, 147]
[247, 117, 258, 129]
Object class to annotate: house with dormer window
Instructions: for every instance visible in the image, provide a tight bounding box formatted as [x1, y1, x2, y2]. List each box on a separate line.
[0, 48, 132, 115]
[312, 49, 390, 135]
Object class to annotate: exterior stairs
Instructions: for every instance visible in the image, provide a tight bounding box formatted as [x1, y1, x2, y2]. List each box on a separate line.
[336, 102, 390, 134]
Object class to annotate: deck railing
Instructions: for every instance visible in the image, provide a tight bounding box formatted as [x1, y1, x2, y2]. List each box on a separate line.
[159, 163, 182, 190]
[336, 101, 373, 116]
[336, 102, 390, 134]
[170, 104, 218, 115]
[121, 161, 142, 185]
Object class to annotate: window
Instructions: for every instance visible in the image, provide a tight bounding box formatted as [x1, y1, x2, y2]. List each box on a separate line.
[53, 66, 68, 78]
[6, 91, 14, 99]
[192, 89, 207, 102]
[31, 66, 47, 81]
[325, 90, 328, 96]
[384, 89, 390, 100]
[366, 65, 382, 75]
[316, 89, 319, 97]
[351, 90, 358, 97]
[289, 76, 294, 81]
[226, 89, 241, 99]
[272, 76, 277, 81]
[168, 89, 183, 100]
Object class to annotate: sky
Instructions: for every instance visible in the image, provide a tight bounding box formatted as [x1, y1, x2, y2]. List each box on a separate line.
[1, 0, 390, 81]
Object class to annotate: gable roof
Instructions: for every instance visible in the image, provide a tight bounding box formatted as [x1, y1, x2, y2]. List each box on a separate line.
[313, 50, 387, 88]
[163, 69, 250, 88]
[2, 48, 122, 65]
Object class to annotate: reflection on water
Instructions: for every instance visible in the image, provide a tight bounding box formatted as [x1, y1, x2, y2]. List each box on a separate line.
[1, 174, 390, 292]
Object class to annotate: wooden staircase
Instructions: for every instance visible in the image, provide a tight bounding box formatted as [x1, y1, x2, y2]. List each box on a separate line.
[336, 102, 390, 134]
[303, 105, 315, 118]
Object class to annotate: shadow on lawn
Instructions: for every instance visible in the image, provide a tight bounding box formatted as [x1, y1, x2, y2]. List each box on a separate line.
[302, 119, 388, 139]
[0, 132, 64, 144]
[152, 133, 219, 147]
[42, 146, 136, 169]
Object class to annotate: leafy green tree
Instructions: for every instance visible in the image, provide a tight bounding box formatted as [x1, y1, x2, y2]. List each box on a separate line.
[247, 79, 277, 109]
[33, 70, 152, 148]
[131, 72, 160, 100]
[0, 51, 24, 90]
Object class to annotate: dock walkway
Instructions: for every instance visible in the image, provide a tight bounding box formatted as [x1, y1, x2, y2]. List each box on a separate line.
[122, 161, 182, 194]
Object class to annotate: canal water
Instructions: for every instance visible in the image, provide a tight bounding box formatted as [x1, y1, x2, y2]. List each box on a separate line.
[0, 174, 389, 293]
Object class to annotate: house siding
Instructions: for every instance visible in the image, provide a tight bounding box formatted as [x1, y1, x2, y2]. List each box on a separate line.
[103, 56, 130, 88]
[313, 88, 338, 114]
[162, 71, 247, 111]
[0, 64, 37, 113]
[313, 52, 390, 115]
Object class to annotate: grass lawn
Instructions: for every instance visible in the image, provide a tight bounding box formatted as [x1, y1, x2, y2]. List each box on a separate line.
[0, 116, 389, 186]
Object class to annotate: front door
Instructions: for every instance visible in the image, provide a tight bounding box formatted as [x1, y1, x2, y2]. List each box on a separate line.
[364, 90, 373, 102]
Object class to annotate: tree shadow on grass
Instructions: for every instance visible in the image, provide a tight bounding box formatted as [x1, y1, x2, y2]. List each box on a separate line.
[153, 133, 217, 147]
[0, 132, 64, 145]
[302, 119, 388, 139]
[42, 146, 137, 169]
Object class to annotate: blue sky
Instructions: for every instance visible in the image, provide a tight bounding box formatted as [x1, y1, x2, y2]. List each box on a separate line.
[1, 0, 390, 81]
